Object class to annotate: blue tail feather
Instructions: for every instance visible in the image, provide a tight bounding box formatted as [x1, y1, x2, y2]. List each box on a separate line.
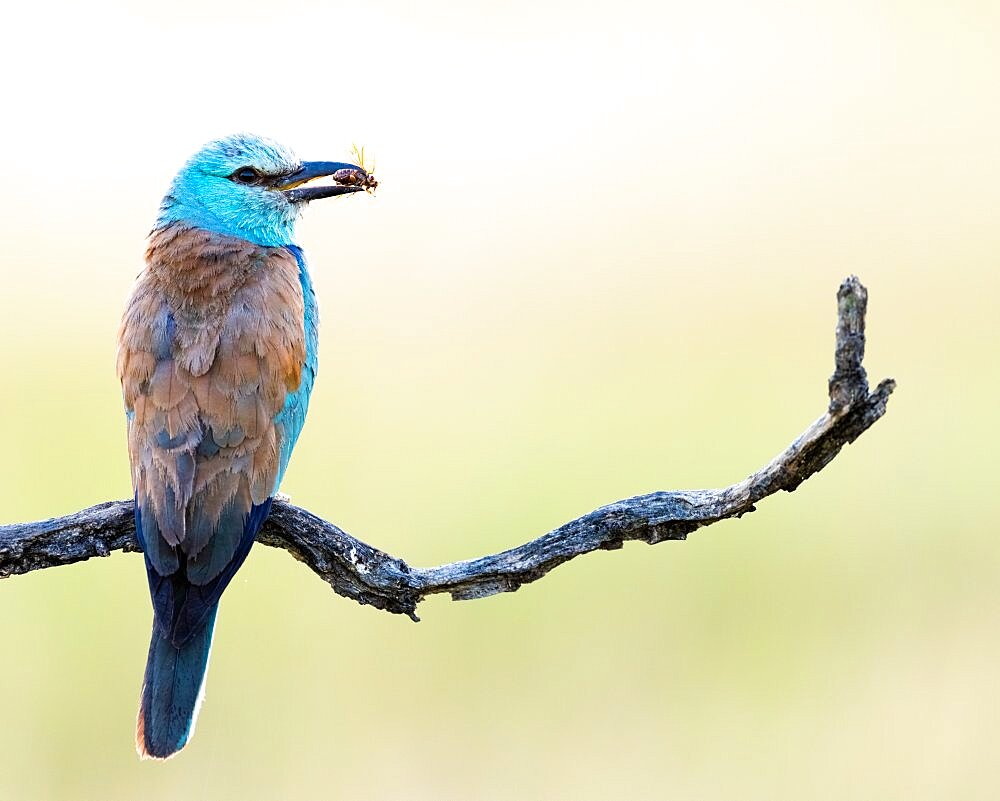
[137, 605, 218, 760]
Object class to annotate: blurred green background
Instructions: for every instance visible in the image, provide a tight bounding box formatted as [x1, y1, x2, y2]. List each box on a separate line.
[2, 0, 998, 798]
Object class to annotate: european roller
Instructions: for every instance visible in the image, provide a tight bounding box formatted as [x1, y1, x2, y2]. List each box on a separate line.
[116, 134, 373, 759]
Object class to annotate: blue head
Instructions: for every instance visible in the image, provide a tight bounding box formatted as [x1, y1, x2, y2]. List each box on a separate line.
[155, 133, 371, 247]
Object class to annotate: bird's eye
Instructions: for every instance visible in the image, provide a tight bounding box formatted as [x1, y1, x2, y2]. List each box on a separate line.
[231, 167, 261, 185]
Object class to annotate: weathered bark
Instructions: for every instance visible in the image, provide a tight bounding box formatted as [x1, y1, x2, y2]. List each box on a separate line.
[0, 277, 894, 621]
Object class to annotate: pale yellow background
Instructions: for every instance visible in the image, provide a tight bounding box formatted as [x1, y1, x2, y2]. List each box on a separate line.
[1, 0, 998, 798]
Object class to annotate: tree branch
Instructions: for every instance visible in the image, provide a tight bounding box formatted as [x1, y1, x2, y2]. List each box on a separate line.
[0, 277, 895, 621]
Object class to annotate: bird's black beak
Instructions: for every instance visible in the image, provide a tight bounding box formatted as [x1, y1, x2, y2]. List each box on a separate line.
[276, 161, 376, 203]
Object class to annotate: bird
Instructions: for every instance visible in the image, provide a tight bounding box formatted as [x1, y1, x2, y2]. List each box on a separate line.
[116, 134, 373, 759]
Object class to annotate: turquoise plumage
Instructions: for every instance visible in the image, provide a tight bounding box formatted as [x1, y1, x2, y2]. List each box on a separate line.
[274, 245, 319, 488]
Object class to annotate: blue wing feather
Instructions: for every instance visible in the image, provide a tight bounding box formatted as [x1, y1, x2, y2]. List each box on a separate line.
[137, 498, 272, 646]
[273, 245, 318, 491]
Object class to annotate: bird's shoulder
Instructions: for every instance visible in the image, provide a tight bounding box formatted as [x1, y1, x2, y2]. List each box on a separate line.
[118, 225, 307, 406]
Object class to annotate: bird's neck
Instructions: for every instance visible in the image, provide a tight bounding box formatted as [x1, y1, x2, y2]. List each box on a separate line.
[156, 177, 299, 247]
